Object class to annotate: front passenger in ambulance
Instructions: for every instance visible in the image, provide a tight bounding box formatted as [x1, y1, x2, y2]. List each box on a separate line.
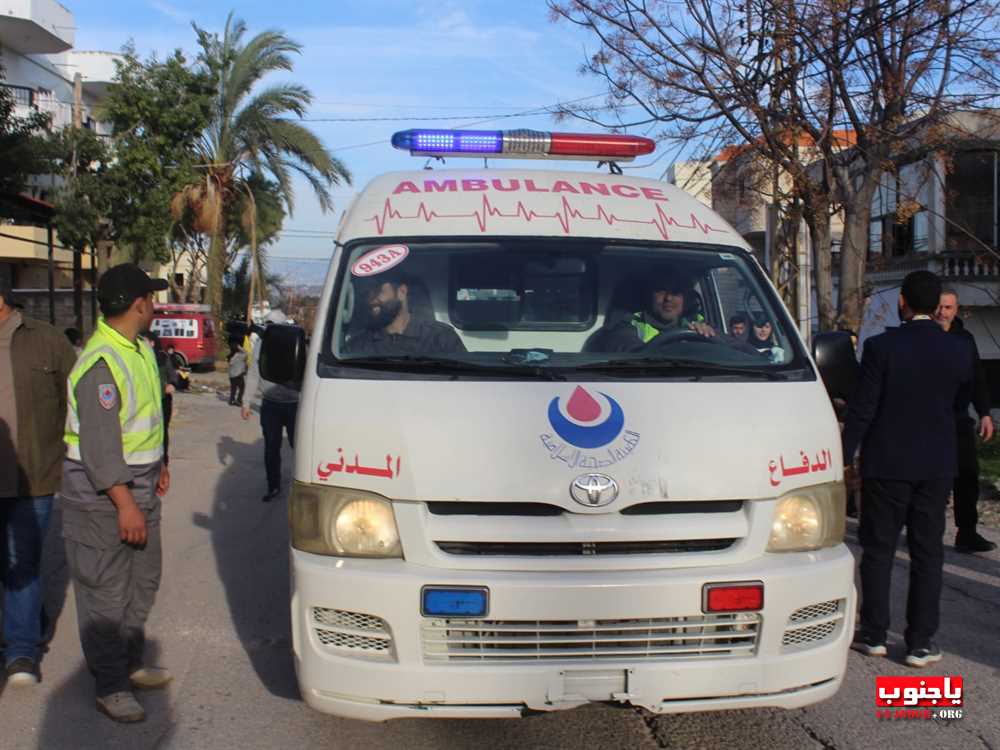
[344, 271, 466, 356]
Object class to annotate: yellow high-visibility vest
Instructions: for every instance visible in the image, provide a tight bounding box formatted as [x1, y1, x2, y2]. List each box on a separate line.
[65, 318, 164, 465]
[630, 312, 704, 342]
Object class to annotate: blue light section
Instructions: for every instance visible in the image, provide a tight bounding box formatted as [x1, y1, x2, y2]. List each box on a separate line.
[391, 129, 502, 154]
[422, 587, 488, 617]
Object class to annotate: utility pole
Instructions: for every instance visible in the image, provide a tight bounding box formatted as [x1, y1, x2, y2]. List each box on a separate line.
[72, 72, 84, 332]
[47, 222, 55, 325]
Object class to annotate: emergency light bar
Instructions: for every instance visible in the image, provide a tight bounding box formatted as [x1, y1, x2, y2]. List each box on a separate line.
[391, 129, 655, 161]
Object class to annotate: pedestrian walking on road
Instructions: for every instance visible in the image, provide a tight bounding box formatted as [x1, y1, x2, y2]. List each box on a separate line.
[227, 338, 247, 406]
[935, 289, 997, 553]
[843, 271, 976, 668]
[0, 277, 77, 686]
[241, 309, 299, 502]
[61, 263, 173, 723]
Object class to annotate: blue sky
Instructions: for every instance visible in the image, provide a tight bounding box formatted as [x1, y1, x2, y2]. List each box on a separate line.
[72, 1, 673, 262]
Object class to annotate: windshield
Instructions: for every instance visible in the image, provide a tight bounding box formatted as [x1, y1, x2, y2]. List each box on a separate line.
[321, 239, 813, 381]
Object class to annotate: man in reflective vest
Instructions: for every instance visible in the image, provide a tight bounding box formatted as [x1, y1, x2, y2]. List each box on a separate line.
[595, 271, 717, 351]
[61, 264, 171, 723]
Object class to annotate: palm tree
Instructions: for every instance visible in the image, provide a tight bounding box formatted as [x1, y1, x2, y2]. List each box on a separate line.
[173, 12, 351, 318]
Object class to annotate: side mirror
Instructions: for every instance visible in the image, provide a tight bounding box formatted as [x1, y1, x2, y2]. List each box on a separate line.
[225, 319, 250, 341]
[260, 324, 307, 387]
[812, 331, 857, 403]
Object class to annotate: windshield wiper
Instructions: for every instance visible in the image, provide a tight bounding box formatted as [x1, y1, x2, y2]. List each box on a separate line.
[337, 355, 567, 380]
[577, 357, 789, 380]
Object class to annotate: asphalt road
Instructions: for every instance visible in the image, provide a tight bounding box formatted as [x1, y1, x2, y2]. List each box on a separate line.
[2, 388, 998, 750]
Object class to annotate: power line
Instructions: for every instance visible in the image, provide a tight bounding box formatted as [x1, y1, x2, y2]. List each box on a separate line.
[285, 92, 616, 124]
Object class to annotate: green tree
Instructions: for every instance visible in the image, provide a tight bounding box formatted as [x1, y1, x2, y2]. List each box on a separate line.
[169, 172, 285, 302]
[222, 251, 283, 323]
[50, 127, 111, 254]
[174, 12, 351, 319]
[99, 47, 214, 263]
[0, 64, 52, 205]
[48, 125, 111, 330]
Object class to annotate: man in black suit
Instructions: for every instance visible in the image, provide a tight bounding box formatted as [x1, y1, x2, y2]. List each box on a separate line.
[935, 288, 996, 553]
[842, 270, 975, 668]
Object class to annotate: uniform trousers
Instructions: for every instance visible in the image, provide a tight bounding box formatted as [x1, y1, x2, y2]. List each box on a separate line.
[63, 505, 162, 697]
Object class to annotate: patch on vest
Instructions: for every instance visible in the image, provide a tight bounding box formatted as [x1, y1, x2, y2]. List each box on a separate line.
[98, 383, 117, 410]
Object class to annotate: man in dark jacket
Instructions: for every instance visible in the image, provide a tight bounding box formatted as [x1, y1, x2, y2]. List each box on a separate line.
[843, 271, 975, 668]
[0, 277, 77, 685]
[344, 273, 466, 357]
[936, 289, 996, 553]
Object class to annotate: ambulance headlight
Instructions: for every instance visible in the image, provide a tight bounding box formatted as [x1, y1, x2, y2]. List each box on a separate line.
[289, 482, 402, 558]
[766, 482, 846, 552]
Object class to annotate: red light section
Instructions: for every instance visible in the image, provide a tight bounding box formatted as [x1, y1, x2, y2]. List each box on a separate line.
[548, 132, 656, 158]
[704, 583, 764, 612]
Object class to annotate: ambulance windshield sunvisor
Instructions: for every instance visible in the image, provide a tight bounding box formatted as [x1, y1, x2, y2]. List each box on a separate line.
[391, 129, 656, 161]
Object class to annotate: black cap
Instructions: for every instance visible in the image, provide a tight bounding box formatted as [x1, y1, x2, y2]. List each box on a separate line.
[98, 263, 168, 308]
[645, 269, 692, 296]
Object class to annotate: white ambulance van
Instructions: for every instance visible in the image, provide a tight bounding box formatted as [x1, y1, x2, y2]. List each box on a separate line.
[259, 129, 859, 721]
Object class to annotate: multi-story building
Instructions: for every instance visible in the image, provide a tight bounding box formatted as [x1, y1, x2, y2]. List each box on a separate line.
[0, 0, 118, 332]
[665, 159, 714, 208]
[669, 114, 1000, 396]
[859, 111, 1000, 393]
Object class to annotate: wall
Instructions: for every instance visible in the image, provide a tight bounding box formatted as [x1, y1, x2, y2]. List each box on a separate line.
[13, 288, 96, 335]
[666, 161, 714, 207]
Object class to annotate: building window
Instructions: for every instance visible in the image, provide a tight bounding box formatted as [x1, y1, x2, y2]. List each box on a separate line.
[913, 211, 929, 253]
[890, 215, 914, 257]
[946, 151, 995, 253]
[869, 218, 883, 257]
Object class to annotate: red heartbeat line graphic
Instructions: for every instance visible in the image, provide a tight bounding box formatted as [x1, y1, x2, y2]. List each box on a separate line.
[365, 195, 728, 240]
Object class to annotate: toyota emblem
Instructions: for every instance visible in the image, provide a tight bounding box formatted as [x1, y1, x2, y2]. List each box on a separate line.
[569, 473, 619, 508]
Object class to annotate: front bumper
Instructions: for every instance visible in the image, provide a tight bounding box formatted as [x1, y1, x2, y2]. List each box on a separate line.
[291, 545, 856, 722]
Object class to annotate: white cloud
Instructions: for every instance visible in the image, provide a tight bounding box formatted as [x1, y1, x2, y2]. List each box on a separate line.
[149, 0, 188, 24]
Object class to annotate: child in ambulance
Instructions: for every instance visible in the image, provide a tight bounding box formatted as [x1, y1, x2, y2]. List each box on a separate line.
[749, 314, 785, 363]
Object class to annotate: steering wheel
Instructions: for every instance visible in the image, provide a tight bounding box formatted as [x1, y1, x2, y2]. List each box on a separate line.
[637, 329, 708, 351]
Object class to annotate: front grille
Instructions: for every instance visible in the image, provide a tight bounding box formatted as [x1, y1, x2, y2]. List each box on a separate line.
[425, 500, 744, 516]
[427, 502, 563, 516]
[422, 614, 760, 663]
[788, 600, 840, 623]
[435, 539, 736, 556]
[313, 608, 388, 632]
[621, 500, 744, 515]
[312, 607, 394, 661]
[782, 621, 838, 647]
[782, 599, 845, 650]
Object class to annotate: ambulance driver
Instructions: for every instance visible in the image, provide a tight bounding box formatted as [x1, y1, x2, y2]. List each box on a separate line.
[344, 271, 465, 356]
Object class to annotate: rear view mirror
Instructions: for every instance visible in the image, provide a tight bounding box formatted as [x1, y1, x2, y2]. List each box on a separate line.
[812, 331, 857, 403]
[260, 324, 307, 387]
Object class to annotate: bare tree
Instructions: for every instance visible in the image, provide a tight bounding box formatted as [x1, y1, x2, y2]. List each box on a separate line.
[550, 0, 1000, 332]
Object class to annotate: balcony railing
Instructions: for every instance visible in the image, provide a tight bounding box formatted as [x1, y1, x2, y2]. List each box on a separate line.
[859, 251, 1000, 282]
[939, 252, 1000, 278]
